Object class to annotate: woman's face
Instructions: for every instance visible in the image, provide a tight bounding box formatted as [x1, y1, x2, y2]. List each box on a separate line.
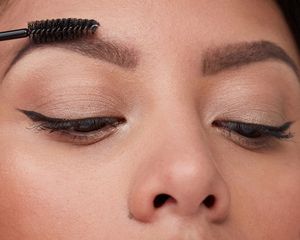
[0, 0, 300, 239]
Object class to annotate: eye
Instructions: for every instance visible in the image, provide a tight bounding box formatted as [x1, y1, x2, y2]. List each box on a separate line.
[19, 109, 126, 145]
[212, 120, 293, 149]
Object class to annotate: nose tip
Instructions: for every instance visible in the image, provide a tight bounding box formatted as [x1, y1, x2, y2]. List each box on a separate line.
[128, 158, 230, 223]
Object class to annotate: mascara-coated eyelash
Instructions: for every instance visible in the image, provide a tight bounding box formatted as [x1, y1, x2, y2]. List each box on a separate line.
[19, 109, 126, 144]
[212, 120, 293, 149]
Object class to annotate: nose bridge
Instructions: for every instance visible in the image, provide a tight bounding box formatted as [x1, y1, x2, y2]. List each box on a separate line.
[156, 93, 213, 164]
[147, 110, 218, 204]
[150, 107, 213, 180]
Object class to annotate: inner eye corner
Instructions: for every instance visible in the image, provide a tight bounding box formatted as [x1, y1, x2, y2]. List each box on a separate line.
[211, 119, 226, 128]
[211, 120, 218, 126]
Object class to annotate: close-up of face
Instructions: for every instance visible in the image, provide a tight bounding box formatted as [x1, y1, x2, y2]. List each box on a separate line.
[0, 0, 300, 239]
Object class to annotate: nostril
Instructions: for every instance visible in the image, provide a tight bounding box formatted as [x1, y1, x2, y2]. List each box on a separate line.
[203, 195, 216, 208]
[153, 194, 173, 208]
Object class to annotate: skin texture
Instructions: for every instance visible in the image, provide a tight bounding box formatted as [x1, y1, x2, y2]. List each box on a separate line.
[0, 0, 300, 239]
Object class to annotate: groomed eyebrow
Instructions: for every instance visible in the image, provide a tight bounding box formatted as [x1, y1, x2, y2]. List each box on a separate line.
[5, 38, 298, 81]
[202, 40, 299, 78]
[7, 36, 139, 75]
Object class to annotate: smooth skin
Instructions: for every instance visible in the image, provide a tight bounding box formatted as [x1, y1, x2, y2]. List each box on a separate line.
[0, 0, 300, 239]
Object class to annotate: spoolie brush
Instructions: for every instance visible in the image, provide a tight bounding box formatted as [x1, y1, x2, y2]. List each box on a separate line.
[0, 18, 100, 43]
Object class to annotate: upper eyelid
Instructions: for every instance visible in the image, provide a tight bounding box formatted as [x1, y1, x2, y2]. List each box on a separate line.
[212, 120, 293, 129]
[212, 121, 294, 151]
[18, 109, 117, 122]
[19, 109, 68, 122]
[19, 109, 127, 129]
[20, 109, 294, 134]
[21, 109, 294, 128]
[212, 120, 294, 138]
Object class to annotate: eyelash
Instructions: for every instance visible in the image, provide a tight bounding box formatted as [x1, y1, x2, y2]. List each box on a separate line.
[20, 110, 294, 148]
[212, 120, 294, 149]
[20, 110, 126, 145]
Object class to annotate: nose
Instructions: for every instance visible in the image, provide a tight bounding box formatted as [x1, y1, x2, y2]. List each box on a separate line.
[127, 119, 231, 224]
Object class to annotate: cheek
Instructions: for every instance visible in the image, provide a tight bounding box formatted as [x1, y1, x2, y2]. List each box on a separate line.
[229, 162, 300, 238]
[256, 177, 300, 238]
[0, 135, 131, 238]
[0, 144, 79, 237]
[211, 136, 300, 238]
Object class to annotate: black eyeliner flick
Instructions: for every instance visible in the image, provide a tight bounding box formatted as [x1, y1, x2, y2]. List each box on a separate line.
[19, 109, 126, 133]
[213, 120, 294, 139]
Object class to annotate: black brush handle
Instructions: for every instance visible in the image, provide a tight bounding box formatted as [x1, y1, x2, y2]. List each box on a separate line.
[0, 28, 29, 41]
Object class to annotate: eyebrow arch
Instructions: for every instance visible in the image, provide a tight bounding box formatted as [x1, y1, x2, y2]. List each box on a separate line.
[202, 41, 299, 79]
[6, 35, 139, 75]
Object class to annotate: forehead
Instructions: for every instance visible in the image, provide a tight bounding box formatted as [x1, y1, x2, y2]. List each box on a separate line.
[0, 0, 10, 15]
[0, 0, 298, 63]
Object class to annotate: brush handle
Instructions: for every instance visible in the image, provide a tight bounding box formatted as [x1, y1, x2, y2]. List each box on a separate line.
[0, 28, 29, 41]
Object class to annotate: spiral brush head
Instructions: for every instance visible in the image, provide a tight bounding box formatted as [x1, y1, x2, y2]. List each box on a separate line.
[27, 18, 100, 43]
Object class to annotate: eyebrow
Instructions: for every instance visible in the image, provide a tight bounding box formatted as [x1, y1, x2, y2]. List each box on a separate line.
[202, 40, 299, 78]
[6, 36, 139, 75]
[4, 39, 298, 81]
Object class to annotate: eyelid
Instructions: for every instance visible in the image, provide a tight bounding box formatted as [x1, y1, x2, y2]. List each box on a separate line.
[18, 109, 126, 126]
[213, 120, 293, 132]
[18, 109, 103, 122]
[19, 109, 126, 145]
[212, 120, 294, 150]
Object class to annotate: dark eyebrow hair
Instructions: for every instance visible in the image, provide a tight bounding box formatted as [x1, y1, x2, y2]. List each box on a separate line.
[202, 40, 299, 78]
[6, 36, 139, 75]
[4, 39, 298, 81]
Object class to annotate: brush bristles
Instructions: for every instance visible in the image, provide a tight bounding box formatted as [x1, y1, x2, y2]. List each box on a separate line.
[27, 18, 100, 43]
